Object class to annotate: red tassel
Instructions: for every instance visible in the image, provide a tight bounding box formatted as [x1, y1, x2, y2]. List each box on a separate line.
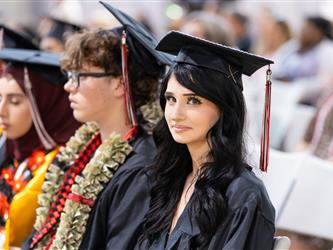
[0, 28, 4, 49]
[0, 28, 5, 72]
[260, 66, 272, 172]
[123, 125, 138, 141]
[121, 30, 138, 127]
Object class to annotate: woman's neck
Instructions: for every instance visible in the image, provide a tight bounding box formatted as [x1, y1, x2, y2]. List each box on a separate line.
[169, 141, 211, 235]
[187, 140, 210, 175]
[11, 125, 42, 162]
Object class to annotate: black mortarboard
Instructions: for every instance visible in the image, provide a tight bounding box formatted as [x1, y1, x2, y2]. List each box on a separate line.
[0, 48, 66, 85]
[0, 24, 39, 50]
[156, 30, 273, 84]
[156, 31, 274, 172]
[100, 1, 174, 70]
[100, 1, 173, 127]
[42, 17, 84, 42]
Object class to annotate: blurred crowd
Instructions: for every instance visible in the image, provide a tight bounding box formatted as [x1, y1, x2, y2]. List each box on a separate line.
[1, 0, 333, 249]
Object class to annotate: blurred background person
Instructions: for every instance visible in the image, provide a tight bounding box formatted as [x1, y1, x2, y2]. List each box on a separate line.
[180, 10, 235, 46]
[264, 19, 293, 59]
[227, 12, 252, 52]
[38, 17, 84, 53]
[298, 89, 333, 161]
[282, 16, 333, 107]
[273, 16, 333, 83]
[0, 24, 39, 50]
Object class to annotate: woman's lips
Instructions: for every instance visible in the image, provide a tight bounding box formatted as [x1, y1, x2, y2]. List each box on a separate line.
[0, 122, 10, 130]
[172, 125, 192, 133]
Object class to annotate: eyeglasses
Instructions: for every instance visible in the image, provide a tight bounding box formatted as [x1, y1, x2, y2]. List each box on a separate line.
[66, 71, 113, 88]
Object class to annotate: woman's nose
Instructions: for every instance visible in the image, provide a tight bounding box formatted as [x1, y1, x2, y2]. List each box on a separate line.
[0, 100, 8, 117]
[169, 103, 186, 121]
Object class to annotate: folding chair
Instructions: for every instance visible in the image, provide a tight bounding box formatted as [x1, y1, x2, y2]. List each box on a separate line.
[272, 236, 291, 250]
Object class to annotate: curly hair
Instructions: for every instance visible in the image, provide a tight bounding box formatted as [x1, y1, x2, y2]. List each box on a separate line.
[60, 29, 159, 109]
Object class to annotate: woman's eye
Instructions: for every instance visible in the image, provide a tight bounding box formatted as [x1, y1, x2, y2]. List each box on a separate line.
[165, 95, 176, 104]
[187, 96, 202, 105]
[9, 97, 21, 105]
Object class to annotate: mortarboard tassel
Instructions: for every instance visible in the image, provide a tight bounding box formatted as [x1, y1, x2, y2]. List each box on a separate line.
[0, 29, 4, 72]
[260, 66, 272, 172]
[0, 28, 4, 49]
[24, 67, 56, 150]
[121, 30, 138, 127]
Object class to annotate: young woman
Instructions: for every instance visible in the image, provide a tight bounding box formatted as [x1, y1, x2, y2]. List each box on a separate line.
[0, 48, 79, 249]
[137, 31, 275, 249]
[24, 4, 172, 249]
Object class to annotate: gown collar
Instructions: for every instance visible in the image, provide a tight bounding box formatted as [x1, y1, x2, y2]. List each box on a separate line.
[163, 196, 201, 250]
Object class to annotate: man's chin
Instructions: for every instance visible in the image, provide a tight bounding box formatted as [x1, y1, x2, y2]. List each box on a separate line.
[73, 110, 89, 123]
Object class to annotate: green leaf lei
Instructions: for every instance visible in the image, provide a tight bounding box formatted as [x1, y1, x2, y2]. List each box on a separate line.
[32, 122, 132, 249]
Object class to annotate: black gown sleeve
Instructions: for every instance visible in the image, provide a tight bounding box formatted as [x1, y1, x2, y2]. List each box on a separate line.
[210, 170, 276, 250]
[106, 167, 151, 249]
[211, 195, 275, 250]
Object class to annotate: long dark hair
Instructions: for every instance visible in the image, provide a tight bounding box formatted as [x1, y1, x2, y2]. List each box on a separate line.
[140, 63, 247, 248]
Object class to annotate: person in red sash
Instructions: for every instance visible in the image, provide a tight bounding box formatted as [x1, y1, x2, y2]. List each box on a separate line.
[23, 3, 172, 250]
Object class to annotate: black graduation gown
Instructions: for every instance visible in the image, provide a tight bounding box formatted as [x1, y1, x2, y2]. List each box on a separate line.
[136, 168, 275, 250]
[22, 129, 155, 250]
[79, 130, 155, 250]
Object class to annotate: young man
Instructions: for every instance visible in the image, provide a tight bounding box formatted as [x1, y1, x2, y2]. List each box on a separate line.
[23, 4, 172, 250]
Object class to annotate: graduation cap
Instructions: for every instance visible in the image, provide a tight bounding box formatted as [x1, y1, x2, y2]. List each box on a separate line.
[100, 1, 173, 69]
[0, 48, 67, 150]
[40, 17, 84, 42]
[156, 30, 273, 81]
[0, 48, 66, 85]
[156, 31, 274, 171]
[100, 1, 173, 127]
[0, 24, 39, 50]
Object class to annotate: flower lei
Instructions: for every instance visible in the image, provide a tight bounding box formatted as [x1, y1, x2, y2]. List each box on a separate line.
[139, 101, 163, 133]
[33, 122, 99, 231]
[32, 122, 133, 250]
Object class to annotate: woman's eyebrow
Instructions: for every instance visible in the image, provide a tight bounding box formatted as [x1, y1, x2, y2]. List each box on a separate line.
[183, 93, 197, 97]
[165, 91, 196, 96]
[164, 91, 174, 96]
[7, 93, 25, 98]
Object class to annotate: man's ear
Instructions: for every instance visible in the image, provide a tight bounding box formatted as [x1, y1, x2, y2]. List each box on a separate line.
[112, 76, 125, 98]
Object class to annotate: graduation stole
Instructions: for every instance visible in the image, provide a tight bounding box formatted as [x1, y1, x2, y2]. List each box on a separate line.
[0, 150, 47, 227]
[30, 122, 133, 250]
